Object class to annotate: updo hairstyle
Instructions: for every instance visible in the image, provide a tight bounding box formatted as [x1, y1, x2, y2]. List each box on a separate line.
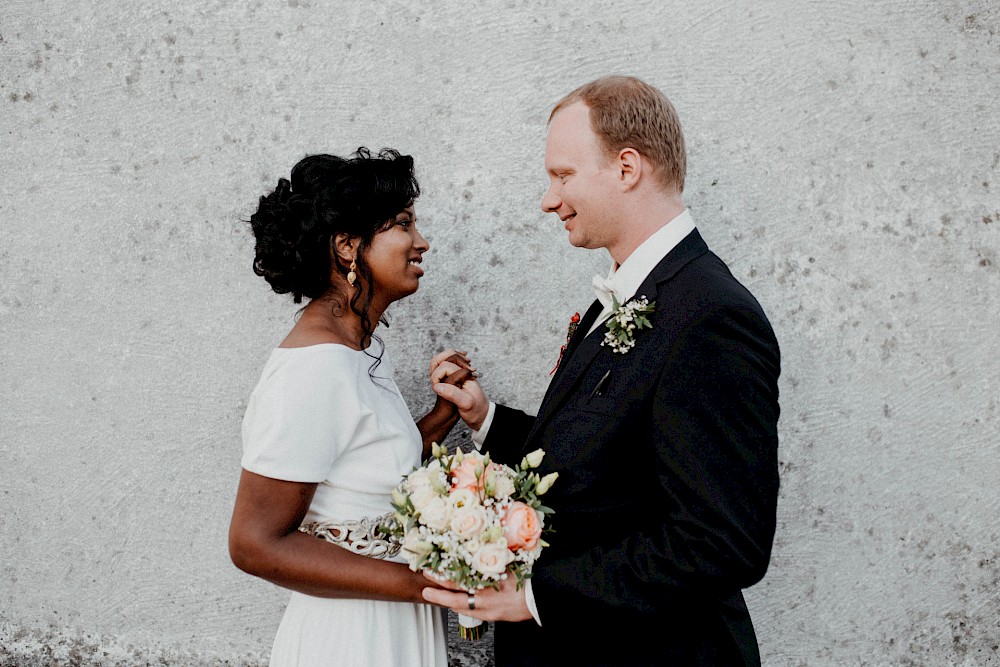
[249, 147, 420, 345]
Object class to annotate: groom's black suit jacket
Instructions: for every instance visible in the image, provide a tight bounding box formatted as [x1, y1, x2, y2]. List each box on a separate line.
[484, 230, 780, 666]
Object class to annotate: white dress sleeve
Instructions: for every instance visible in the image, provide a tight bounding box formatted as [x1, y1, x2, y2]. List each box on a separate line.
[241, 350, 367, 483]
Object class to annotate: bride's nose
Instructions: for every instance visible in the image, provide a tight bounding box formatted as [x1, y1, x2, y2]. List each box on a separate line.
[414, 229, 429, 252]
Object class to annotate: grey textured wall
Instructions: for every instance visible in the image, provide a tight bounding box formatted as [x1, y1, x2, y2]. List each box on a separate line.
[2, 1, 998, 665]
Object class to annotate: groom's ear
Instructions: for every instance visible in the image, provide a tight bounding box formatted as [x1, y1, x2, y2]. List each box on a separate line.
[617, 147, 642, 191]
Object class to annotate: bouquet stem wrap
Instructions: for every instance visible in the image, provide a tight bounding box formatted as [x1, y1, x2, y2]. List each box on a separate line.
[457, 614, 485, 641]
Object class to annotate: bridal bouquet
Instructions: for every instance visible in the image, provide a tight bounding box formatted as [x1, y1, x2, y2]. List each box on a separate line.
[385, 443, 557, 639]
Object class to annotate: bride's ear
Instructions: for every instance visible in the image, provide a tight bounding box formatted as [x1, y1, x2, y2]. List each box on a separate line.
[331, 233, 359, 267]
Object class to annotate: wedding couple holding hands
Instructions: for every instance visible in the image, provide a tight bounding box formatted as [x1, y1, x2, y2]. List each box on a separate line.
[228, 75, 781, 667]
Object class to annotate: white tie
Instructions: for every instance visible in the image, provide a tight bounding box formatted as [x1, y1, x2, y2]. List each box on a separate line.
[592, 273, 617, 311]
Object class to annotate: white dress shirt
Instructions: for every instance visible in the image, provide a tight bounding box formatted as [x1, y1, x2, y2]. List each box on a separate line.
[586, 209, 696, 335]
[470, 209, 697, 625]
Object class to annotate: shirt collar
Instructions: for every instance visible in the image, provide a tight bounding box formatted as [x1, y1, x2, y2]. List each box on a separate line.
[605, 209, 696, 302]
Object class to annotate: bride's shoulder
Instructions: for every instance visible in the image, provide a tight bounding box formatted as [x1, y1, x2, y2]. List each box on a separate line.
[250, 345, 370, 412]
[268, 343, 366, 375]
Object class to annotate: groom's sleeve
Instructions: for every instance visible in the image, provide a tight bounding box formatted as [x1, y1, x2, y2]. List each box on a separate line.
[530, 302, 780, 620]
[480, 403, 535, 466]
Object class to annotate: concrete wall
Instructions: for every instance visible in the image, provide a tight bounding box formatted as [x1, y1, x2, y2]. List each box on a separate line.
[2, 1, 997, 665]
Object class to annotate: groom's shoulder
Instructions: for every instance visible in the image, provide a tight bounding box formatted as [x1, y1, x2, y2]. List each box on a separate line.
[654, 243, 774, 330]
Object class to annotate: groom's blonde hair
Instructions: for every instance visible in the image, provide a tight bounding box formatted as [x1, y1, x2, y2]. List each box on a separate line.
[550, 75, 686, 194]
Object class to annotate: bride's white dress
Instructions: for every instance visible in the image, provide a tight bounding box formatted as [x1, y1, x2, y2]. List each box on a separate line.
[242, 344, 447, 667]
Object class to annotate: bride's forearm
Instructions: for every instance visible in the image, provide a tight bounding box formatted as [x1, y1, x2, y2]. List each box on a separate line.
[232, 530, 428, 603]
[229, 470, 432, 604]
[416, 397, 460, 457]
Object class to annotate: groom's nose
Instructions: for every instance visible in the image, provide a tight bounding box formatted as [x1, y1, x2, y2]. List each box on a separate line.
[540, 184, 560, 213]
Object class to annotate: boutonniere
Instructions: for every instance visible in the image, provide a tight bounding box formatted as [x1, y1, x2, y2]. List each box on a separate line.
[550, 312, 581, 374]
[602, 296, 655, 354]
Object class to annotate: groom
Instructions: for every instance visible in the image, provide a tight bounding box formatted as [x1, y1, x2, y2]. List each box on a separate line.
[426, 75, 781, 666]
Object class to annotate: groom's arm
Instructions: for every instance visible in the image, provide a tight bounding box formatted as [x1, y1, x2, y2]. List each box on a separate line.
[479, 403, 536, 466]
[531, 303, 780, 622]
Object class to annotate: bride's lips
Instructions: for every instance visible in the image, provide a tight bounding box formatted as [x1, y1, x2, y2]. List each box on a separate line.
[408, 260, 424, 277]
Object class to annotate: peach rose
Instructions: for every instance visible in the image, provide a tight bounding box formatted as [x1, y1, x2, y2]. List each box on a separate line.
[451, 457, 484, 493]
[502, 501, 542, 551]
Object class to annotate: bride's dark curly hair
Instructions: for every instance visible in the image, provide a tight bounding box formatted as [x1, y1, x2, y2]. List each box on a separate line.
[249, 147, 419, 358]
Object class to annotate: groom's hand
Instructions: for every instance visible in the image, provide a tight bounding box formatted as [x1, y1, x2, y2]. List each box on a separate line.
[430, 349, 489, 431]
[421, 573, 532, 623]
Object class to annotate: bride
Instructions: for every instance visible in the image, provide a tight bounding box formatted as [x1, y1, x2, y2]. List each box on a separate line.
[228, 148, 470, 666]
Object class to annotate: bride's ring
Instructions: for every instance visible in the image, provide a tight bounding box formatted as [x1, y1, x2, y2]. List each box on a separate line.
[468, 593, 476, 610]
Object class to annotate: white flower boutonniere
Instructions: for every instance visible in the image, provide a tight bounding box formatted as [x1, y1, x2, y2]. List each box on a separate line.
[601, 295, 655, 354]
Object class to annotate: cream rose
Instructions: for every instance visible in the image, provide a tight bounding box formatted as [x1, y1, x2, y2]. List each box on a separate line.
[450, 505, 487, 540]
[409, 484, 440, 512]
[407, 468, 432, 490]
[418, 496, 451, 531]
[471, 541, 513, 577]
[502, 501, 542, 551]
[491, 472, 515, 499]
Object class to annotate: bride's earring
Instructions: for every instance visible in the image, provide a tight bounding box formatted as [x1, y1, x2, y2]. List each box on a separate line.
[347, 260, 357, 286]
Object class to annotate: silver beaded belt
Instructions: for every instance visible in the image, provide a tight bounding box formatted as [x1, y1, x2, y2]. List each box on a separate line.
[298, 512, 401, 560]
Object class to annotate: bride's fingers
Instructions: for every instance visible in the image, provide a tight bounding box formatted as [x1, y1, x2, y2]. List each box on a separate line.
[446, 353, 475, 372]
[440, 367, 474, 387]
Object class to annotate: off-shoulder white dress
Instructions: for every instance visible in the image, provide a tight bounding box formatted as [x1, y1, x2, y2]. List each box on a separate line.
[241, 344, 447, 667]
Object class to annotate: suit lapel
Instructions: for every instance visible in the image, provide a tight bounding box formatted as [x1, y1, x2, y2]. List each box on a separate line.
[527, 321, 606, 446]
[524, 229, 711, 450]
[556, 300, 603, 375]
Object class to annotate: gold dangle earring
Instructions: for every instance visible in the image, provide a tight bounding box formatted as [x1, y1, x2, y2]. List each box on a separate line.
[347, 260, 357, 286]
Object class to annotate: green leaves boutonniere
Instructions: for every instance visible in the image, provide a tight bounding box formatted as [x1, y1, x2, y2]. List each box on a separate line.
[601, 295, 655, 354]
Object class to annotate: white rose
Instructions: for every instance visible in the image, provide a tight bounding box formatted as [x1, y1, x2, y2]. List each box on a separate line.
[471, 541, 513, 577]
[407, 468, 432, 489]
[492, 473, 515, 499]
[418, 496, 451, 531]
[450, 506, 487, 540]
[409, 484, 440, 512]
